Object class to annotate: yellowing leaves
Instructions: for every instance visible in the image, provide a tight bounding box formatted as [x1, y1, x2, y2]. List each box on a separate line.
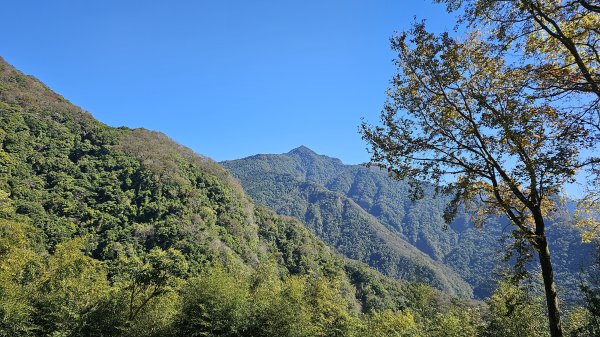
[575, 197, 600, 243]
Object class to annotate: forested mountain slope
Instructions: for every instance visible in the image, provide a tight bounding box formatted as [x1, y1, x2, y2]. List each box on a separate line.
[0, 57, 479, 336]
[222, 146, 595, 300]
[221, 150, 473, 297]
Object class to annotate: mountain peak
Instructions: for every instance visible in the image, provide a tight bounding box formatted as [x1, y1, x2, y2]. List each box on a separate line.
[289, 145, 315, 153]
[286, 146, 346, 169]
[288, 145, 317, 156]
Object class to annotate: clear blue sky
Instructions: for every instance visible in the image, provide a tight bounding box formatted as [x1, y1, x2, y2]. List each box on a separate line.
[1, 0, 455, 164]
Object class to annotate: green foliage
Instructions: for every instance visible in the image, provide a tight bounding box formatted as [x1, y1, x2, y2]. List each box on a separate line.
[563, 306, 600, 337]
[0, 57, 487, 336]
[573, 245, 600, 336]
[111, 247, 188, 323]
[484, 281, 548, 337]
[176, 268, 250, 337]
[34, 238, 111, 336]
[359, 2, 597, 335]
[3, 55, 591, 336]
[427, 307, 484, 337]
[362, 309, 423, 337]
[0, 220, 41, 337]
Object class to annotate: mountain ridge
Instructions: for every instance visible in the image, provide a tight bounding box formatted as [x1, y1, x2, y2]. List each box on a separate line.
[223, 148, 475, 297]
[222, 146, 595, 301]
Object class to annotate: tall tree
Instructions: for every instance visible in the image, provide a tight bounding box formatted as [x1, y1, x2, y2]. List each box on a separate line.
[361, 23, 593, 337]
[436, 0, 600, 221]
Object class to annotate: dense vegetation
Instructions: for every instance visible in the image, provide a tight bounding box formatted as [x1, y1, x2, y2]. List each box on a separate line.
[222, 147, 473, 297]
[0, 57, 489, 336]
[0, 48, 598, 334]
[222, 146, 595, 302]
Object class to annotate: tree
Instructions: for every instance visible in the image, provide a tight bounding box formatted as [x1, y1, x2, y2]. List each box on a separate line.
[485, 280, 548, 337]
[34, 238, 111, 336]
[0, 220, 42, 337]
[175, 268, 250, 337]
[435, 0, 600, 237]
[112, 247, 188, 324]
[361, 23, 593, 337]
[363, 309, 423, 337]
[437, 0, 599, 129]
[427, 307, 483, 337]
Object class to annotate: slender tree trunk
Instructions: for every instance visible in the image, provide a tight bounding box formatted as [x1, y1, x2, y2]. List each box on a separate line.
[536, 232, 563, 337]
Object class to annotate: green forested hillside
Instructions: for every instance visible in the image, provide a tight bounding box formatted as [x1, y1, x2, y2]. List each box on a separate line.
[1, 57, 598, 336]
[220, 164, 473, 297]
[0, 57, 483, 336]
[222, 146, 595, 301]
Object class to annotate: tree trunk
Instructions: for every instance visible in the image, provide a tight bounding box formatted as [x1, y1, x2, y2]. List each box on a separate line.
[537, 235, 563, 337]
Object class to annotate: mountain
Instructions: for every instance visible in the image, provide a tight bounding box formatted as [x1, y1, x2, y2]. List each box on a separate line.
[222, 147, 473, 297]
[0, 57, 478, 336]
[222, 146, 596, 300]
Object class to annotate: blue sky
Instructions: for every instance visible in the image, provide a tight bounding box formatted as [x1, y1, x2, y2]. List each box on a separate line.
[1, 0, 455, 164]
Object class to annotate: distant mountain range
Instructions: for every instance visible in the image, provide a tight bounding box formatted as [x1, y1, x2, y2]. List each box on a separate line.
[223, 146, 595, 301]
